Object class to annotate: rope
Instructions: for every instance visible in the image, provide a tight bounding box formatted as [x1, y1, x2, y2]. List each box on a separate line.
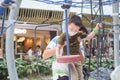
[0, 0, 15, 9]
[4, 0, 12, 4]
[1, 8, 6, 35]
[35, 0, 118, 8]
[96, 0, 103, 80]
[0, 20, 16, 36]
[0, 0, 16, 36]
[99, 4, 105, 67]
[89, 0, 107, 80]
[0, 6, 6, 16]
[89, 0, 93, 72]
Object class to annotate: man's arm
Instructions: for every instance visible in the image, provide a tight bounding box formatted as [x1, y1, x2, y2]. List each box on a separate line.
[42, 35, 65, 59]
[42, 47, 57, 59]
[42, 36, 58, 59]
[43, 44, 64, 59]
[79, 49, 85, 64]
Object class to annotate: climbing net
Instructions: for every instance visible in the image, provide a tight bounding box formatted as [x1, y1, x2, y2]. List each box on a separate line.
[35, 0, 118, 8]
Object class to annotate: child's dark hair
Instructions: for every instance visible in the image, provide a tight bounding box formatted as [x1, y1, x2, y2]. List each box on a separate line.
[69, 15, 82, 27]
[79, 26, 88, 34]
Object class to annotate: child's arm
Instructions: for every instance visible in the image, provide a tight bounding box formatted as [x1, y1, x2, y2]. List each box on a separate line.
[86, 23, 102, 39]
[77, 37, 85, 64]
[56, 41, 66, 56]
[56, 33, 66, 56]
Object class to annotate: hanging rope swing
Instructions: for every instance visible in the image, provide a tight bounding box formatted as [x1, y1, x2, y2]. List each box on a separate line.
[55, 0, 84, 80]
[57, 54, 81, 63]
[56, 0, 81, 64]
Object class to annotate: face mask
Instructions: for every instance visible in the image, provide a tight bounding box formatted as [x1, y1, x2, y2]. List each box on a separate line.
[68, 29, 77, 36]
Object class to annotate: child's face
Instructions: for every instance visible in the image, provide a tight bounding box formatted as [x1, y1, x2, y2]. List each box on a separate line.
[68, 23, 80, 36]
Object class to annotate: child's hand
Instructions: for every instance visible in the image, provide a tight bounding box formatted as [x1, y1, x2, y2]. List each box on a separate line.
[95, 23, 102, 30]
[77, 37, 81, 43]
[63, 41, 67, 46]
[60, 41, 66, 48]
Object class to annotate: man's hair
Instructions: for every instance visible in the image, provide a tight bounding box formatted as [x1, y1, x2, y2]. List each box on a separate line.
[79, 26, 88, 34]
[36, 45, 40, 48]
[69, 15, 82, 27]
[28, 47, 32, 49]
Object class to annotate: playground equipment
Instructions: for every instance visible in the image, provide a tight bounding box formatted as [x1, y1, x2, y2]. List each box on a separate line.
[0, 0, 119, 80]
[0, 0, 21, 80]
[0, 0, 16, 16]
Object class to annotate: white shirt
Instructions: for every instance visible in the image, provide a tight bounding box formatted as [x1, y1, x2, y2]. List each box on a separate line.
[27, 49, 33, 57]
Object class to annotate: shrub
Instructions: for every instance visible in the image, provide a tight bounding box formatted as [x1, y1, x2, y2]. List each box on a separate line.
[0, 59, 8, 80]
[0, 57, 52, 79]
[84, 57, 114, 71]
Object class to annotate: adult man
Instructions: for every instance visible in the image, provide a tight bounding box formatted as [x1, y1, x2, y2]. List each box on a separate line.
[43, 15, 102, 80]
[110, 65, 120, 80]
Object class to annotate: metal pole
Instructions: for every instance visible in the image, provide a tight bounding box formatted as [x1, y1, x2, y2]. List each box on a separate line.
[64, 5, 71, 80]
[112, 0, 120, 68]
[5, 0, 22, 80]
[62, 0, 71, 80]
[61, 8, 70, 33]
[34, 26, 37, 50]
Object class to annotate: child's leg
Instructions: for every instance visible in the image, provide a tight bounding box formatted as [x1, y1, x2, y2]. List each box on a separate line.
[70, 63, 78, 80]
[74, 61, 84, 80]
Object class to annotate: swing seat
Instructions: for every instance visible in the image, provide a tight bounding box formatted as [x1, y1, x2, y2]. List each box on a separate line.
[57, 55, 81, 63]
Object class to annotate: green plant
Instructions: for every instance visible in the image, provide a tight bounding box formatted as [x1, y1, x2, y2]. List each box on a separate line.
[0, 59, 8, 80]
[100, 57, 114, 69]
[85, 58, 97, 71]
[88, 78, 96, 80]
[84, 57, 114, 71]
[15, 57, 52, 77]
[15, 58, 27, 77]
[36, 58, 52, 75]
[25, 60, 37, 75]
[0, 57, 52, 79]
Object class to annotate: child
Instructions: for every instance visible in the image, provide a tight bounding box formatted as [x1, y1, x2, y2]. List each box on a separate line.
[56, 15, 102, 80]
[56, 15, 86, 80]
